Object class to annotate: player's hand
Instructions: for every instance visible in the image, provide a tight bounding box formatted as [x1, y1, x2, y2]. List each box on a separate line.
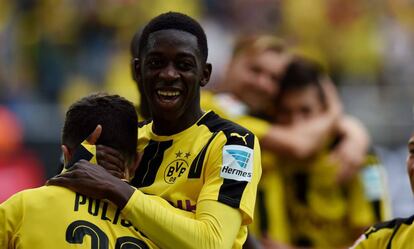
[84, 125, 126, 179]
[321, 77, 342, 119]
[47, 160, 134, 209]
[331, 139, 364, 184]
[96, 145, 126, 179]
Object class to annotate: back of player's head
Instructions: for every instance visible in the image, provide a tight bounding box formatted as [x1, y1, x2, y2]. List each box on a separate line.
[62, 93, 138, 162]
[278, 57, 325, 106]
[232, 35, 286, 58]
[137, 12, 208, 62]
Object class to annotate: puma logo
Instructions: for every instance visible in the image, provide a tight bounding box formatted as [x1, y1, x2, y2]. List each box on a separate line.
[230, 133, 249, 145]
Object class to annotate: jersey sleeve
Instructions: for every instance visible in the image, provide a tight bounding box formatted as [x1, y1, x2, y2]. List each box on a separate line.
[351, 226, 393, 249]
[0, 192, 25, 248]
[122, 190, 242, 249]
[198, 131, 262, 225]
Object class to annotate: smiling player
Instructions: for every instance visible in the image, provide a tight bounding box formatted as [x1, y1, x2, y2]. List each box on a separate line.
[48, 12, 262, 249]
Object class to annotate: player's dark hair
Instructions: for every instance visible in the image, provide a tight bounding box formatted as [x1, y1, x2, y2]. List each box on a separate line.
[62, 93, 138, 162]
[137, 12, 208, 62]
[130, 29, 151, 120]
[130, 29, 142, 59]
[278, 57, 326, 107]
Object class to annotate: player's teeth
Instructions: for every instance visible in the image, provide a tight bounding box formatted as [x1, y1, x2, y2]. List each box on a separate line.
[157, 90, 180, 97]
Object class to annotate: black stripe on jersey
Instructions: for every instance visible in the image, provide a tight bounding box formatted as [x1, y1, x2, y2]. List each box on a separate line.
[371, 200, 382, 221]
[138, 119, 152, 128]
[365, 215, 414, 249]
[257, 189, 269, 235]
[218, 179, 248, 208]
[197, 111, 255, 149]
[66, 144, 94, 169]
[131, 139, 173, 187]
[293, 172, 309, 205]
[188, 132, 219, 178]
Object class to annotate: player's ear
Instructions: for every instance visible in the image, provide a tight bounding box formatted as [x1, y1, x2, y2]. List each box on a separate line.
[132, 58, 142, 82]
[200, 63, 212, 87]
[61, 145, 71, 166]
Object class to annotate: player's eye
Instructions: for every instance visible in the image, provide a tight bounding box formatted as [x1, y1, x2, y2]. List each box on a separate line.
[177, 60, 194, 71]
[146, 58, 164, 69]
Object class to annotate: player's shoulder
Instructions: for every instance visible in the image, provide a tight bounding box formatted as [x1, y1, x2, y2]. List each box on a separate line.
[365, 215, 414, 238]
[1, 186, 70, 207]
[198, 111, 256, 148]
[352, 216, 414, 248]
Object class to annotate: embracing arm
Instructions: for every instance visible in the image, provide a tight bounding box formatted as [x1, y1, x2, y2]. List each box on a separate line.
[260, 79, 341, 159]
[122, 190, 242, 249]
[48, 160, 242, 249]
[261, 116, 336, 159]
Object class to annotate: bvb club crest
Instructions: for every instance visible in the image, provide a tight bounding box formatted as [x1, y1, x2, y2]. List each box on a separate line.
[164, 150, 190, 184]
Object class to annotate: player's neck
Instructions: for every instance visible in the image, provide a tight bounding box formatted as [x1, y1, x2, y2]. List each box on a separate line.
[152, 107, 204, 136]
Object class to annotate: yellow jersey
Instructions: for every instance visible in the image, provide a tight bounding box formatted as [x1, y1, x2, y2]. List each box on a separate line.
[249, 150, 290, 243]
[253, 149, 389, 248]
[0, 185, 159, 249]
[133, 111, 262, 248]
[351, 215, 414, 249]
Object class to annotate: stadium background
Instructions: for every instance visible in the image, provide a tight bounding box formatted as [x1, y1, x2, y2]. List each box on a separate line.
[0, 0, 413, 217]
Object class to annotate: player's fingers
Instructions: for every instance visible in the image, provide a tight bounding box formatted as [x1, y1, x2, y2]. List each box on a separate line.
[97, 145, 124, 161]
[98, 159, 124, 175]
[86, 125, 102, 145]
[96, 146, 125, 169]
[46, 174, 76, 187]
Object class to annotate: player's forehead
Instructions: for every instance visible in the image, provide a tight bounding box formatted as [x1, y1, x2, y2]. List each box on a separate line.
[144, 29, 200, 57]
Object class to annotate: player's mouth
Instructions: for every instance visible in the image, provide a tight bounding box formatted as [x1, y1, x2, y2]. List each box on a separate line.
[155, 89, 182, 107]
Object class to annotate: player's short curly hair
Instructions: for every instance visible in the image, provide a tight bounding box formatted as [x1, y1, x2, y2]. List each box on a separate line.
[137, 12, 208, 62]
[62, 93, 138, 161]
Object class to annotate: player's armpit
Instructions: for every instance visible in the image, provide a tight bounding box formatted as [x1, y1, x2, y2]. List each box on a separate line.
[122, 190, 242, 249]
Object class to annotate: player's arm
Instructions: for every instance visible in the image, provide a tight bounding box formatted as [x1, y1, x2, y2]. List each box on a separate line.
[124, 191, 242, 249]
[0, 192, 24, 248]
[332, 115, 370, 183]
[48, 160, 242, 249]
[261, 79, 341, 159]
[350, 224, 395, 249]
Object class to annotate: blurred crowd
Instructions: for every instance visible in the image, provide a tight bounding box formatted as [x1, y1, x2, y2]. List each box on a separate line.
[1, 0, 414, 247]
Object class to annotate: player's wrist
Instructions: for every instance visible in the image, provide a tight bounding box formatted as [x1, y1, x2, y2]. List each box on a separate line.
[108, 180, 135, 209]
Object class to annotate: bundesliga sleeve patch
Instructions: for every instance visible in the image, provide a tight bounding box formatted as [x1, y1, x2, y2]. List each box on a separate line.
[220, 145, 253, 182]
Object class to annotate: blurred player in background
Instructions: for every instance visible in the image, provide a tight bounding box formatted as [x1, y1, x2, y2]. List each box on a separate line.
[199, 35, 373, 247]
[202, 35, 370, 182]
[49, 12, 262, 249]
[351, 130, 414, 248]
[253, 58, 389, 249]
[0, 93, 162, 248]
